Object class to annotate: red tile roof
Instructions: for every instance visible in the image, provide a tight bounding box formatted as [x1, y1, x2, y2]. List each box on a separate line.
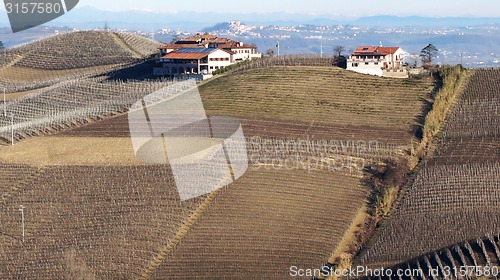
[353, 46, 400, 55]
[378, 47, 400, 54]
[161, 48, 234, 60]
[218, 41, 257, 49]
[162, 52, 211, 60]
[159, 44, 205, 50]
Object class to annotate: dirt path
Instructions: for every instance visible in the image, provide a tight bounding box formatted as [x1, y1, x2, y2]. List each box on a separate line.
[110, 32, 143, 59]
[1, 55, 23, 69]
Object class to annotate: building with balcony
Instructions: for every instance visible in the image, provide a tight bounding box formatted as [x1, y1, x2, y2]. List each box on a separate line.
[155, 34, 261, 79]
[347, 46, 408, 78]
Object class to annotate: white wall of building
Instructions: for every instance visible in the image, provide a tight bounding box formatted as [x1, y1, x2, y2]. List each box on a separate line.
[232, 48, 260, 61]
[206, 49, 232, 73]
[347, 61, 384, 76]
[347, 47, 408, 77]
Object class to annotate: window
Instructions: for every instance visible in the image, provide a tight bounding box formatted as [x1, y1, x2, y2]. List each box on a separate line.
[352, 63, 358, 67]
[210, 66, 214, 69]
[362, 47, 369, 51]
[374, 62, 379, 65]
[365, 62, 369, 65]
[215, 66, 219, 69]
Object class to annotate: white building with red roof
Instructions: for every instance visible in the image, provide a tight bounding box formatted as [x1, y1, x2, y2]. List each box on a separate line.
[347, 46, 408, 78]
[155, 34, 261, 79]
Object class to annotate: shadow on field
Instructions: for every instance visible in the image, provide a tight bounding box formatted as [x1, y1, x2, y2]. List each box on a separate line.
[102, 60, 162, 81]
[412, 79, 442, 140]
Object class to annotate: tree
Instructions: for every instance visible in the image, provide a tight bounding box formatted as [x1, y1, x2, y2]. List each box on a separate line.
[420, 44, 438, 64]
[266, 48, 275, 57]
[333, 45, 345, 57]
[0, 41, 4, 49]
[332, 45, 347, 69]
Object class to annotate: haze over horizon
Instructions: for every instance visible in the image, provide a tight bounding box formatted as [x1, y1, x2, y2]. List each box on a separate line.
[79, 0, 498, 18]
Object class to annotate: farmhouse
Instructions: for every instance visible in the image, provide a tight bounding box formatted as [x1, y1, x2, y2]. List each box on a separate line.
[155, 34, 261, 79]
[158, 48, 233, 77]
[347, 46, 408, 78]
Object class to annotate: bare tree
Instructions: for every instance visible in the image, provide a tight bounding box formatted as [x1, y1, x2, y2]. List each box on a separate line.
[332, 45, 347, 69]
[333, 45, 345, 58]
[266, 48, 275, 57]
[420, 44, 438, 65]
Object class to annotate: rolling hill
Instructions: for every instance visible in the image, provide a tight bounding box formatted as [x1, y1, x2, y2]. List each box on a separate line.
[0, 31, 161, 95]
[0, 34, 471, 279]
[0, 31, 482, 279]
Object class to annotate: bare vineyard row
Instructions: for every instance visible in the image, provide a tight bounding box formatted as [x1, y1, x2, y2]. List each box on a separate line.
[151, 168, 367, 279]
[1, 31, 159, 71]
[0, 165, 205, 279]
[0, 62, 131, 94]
[360, 162, 500, 266]
[228, 55, 333, 74]
[0, 77, 181, 142]
[443, 68, 500, 138]
[361, 234, 500, 280]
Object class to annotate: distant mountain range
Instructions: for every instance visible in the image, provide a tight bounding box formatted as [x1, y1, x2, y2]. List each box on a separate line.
[0, 6, 499, 31]
[1, 7, 499, 67]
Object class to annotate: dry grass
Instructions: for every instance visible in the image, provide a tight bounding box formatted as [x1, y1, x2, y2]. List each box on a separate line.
[0, 136, 221, 166]
[0, 65, 115, 82]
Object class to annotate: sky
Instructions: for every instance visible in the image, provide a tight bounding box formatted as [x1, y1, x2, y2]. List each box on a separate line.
[80, 0, 499, 17]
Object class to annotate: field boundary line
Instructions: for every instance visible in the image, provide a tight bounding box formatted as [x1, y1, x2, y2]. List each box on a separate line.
[138, 188, 224, 280]
[0, 54, 24, 70]
[110, 32, 144, 59]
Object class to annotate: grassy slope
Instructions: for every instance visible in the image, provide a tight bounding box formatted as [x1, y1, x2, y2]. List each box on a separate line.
[200, 67, 434, 129]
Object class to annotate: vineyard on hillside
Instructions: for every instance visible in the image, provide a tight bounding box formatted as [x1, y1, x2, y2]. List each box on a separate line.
[0, 165, 206, 279]
[0, 31, 161, 94]
[358, 69, 500, 277]
[360, 163, 500, 266]
[200, 67, 434, 144]
[0, 78, 179, 143]
[0, 32, 439, 279]
[151, 168, 367, 279]
[7, 31, 157, 69]
[432, 68, 500, 165]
